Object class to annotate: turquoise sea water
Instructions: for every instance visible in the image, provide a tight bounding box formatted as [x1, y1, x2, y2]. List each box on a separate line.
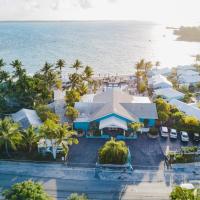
[0, 21, 199, 75]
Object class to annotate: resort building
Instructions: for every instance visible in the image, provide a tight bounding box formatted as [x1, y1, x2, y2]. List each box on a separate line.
[169, 99, 200, 121]
[178, 74, 200, 87]
[11, 108, 42, 129]
[153, 88, 184, 101]
[74, 88, 158, 137]
[148, 74, 172, 90]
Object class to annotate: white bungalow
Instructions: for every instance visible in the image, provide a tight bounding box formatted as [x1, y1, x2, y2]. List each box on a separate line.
[148, 74, 172, 90]
[178, 74, 200, 87]
[153, 88, 185, 101]
[169, 99, 200, 121]
[11, 108, 42, 129]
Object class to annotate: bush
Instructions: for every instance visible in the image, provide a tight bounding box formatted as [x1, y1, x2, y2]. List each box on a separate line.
[168, 153, 195, 164]
[181, 146, 198, 153]
[98, 138, 128, 165]
[170, 186, 199, 200]
[149, 127, 158, 136]
[67, 193, 88, 200]
[3, 180, 51, 200]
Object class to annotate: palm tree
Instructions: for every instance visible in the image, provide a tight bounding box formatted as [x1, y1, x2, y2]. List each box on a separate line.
[10, 60, 26, 78]
[144, 61, 153, 84]
[39, 120, 78, 159]
[78, 83, 88, 96]
[56, 123, 78, 160]
[129, 122, 144, 134]
[68, 73, 81, 89]
[66, 89, 81, 106]
[155, 61, 160, 70]
[56, 59, 65, 74]
[135, 59, 145, 90]
[22, 126, 39, 153]
[0, 117, 21, 157]
[0, 58, 5, 68]
[71, 59, 83, 72]
[66, 106, 79, 123]
[84, 66, 93, 80]
[0, 59, 9, 83]
[40, 62, 54, 75]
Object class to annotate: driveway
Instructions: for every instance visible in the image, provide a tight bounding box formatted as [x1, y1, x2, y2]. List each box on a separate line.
[68, 134, 165, 169]
[159, 133, 200, 155]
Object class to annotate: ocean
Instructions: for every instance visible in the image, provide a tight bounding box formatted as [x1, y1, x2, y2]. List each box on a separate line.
[0, 21, 199, 75]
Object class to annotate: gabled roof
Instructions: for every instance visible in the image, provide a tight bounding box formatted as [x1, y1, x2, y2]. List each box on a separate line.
[121, 103, 158, 119]
[154, 88, 184, 100]
[11, 108, 42, 129]
[99, 116, 128, 130]
[75, 88, 158, 122]
[148, 74, 172, 89]
[169, 99, 200, 120]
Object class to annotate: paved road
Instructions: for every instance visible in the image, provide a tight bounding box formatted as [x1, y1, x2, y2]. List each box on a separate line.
[0, 174, 171, 200]
[0, 161, 172, 200]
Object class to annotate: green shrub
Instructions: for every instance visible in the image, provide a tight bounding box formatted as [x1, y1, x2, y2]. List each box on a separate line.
[36, 104, 60, 123]
[169, 153, 195, 164]
[181, 146, 198, 153]
[170, 186, 199, 200]
[149, 127, 158, 135]
[67, 193, 88, 200]
[3, 180, 51, 200]
[98, 138, 128, 165]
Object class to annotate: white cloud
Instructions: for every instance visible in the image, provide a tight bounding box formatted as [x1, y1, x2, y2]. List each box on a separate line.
[0, 0, 199, 25]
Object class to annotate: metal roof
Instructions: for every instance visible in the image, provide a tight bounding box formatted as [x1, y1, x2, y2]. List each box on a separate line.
[11, 108, 42, 129]
[75, 88, 158, 122]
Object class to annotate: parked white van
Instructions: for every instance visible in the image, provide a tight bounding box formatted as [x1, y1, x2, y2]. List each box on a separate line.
[160, 126, 169, 138]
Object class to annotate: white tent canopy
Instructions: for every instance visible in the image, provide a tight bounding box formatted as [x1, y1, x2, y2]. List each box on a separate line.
[99, 116, 128, 130]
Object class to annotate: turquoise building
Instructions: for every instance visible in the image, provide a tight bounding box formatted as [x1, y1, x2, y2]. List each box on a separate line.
[74, 88, 158, 137]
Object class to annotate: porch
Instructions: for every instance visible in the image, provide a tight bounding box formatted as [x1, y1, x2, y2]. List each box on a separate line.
[86, 116, 137, 139]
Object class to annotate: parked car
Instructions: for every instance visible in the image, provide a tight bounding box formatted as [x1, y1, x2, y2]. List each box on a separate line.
[160, 126, 169, 138]
[180, 183, 194, 190]
[170, 128, 177, 139]
[180, 131, 189, 142]
[193, 133, 200, 142]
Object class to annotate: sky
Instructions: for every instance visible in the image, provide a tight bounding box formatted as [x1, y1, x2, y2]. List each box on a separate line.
[0, 0, 199, 25]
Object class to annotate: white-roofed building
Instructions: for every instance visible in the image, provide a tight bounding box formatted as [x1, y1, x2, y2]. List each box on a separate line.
[177, 65, 196, 71]
[177, 69, 199, 76]
[169, 99, 200, 121]
[153, 88, 184, 101]
[178, 74, 200, 86]
[148, 67, 171, 76]
[148, 74, 173, 90]
[11, 108, 42, 129]
[74, 88, 158, 138]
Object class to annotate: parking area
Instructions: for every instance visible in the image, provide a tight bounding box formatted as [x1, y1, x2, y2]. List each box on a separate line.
[68, 134, 164, 169]
[68, 132, 200, 169]
[159, 132, 200, 155]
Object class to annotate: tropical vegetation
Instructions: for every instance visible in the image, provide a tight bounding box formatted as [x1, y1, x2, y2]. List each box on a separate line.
[0, 58, 62, 114]
[135, 59, 153, 94]
[67, 193, 88, 200]
[170, 186, 200, 200]
[154, 98, 200, 134]
[39, 119, 78, 159]
[0, 117, 21, 157]
[98, 138, 128, 165]
[3, 180, 51, 200]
